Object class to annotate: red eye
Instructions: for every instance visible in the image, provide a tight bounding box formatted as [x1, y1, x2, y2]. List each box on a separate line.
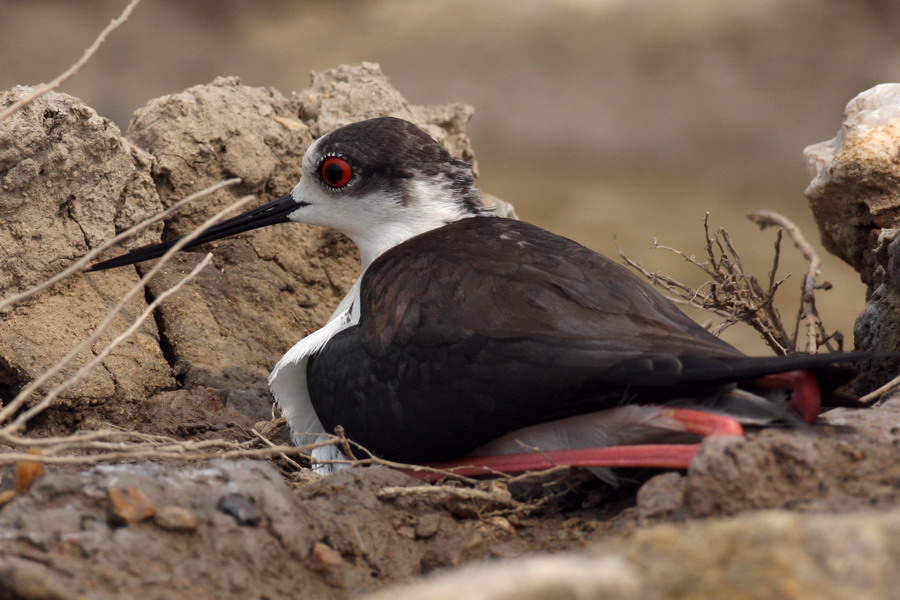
[320, 157, 353, 188]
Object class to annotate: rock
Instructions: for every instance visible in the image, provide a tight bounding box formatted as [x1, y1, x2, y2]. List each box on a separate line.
[804, 83, 900, 389]
[216, 492, 262, 526]
[309, 541, 345, 571]
[367, 554, 640, 600]
[0, 87, 174, 410]
[126, 76, 311, 235]
[629, 420, 900, 519]
[820, 392, 900, 445]
[635, 472, 685, 522]
[371, 509, 900, 600]
[295, 62, 477, 168]
[0, 562, 92, 600]
[0, 460, 318, 598]
[415, 513, 441, 539]
[108, 486, 156, 524]
[607, 509, 900, 600]
[853, 231, 900, 388]
[804, 83, 900, 281]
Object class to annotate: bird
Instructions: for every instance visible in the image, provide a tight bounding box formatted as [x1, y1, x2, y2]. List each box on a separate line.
[89, 116, 865, 479]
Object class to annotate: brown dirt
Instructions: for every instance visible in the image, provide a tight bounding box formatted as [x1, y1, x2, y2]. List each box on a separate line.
[2, 396, 900, 599]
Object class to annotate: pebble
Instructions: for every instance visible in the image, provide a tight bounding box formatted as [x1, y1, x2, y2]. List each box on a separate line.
[310, 541, 345, 571]
[154, 506, 199, 531]
[108, 487, 156, 524]
[415, 513, 441, 539]
[216, 493, 262, 526]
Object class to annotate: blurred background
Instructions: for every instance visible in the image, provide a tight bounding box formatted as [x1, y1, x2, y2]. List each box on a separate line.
[3, 0, 899, 352]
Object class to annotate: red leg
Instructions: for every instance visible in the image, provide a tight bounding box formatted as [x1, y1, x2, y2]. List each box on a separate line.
[401, 407, 743, 481]
[751, 369, 821, 423]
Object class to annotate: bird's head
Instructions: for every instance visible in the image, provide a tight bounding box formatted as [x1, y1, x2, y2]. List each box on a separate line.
[89, 117, 484, 271]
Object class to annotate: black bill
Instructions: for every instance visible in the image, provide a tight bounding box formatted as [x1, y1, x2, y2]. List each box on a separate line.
[88, 193, 303, 271]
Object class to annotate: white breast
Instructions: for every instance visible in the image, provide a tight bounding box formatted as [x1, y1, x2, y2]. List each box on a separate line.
[268, 277, 362, 473]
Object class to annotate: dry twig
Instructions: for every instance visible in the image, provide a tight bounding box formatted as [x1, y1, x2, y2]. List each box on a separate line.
[332, 424, 358, 461]
[859, 372, 900, 404]
[621, 211, 842, 355]
[0, 0, 141, 121]
[621, 213, 793, 354]
[0, 0, 142, 123]
[747, 210, 837, 354]
[250, 427, 305, 472]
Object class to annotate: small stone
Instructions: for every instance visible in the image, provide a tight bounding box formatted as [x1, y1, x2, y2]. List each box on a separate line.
[216, 493, 262, 526]
[0, 489, 17, 507]
[415, 513, 441, 539]
[483, 516, 515, 535]
[396, 525, 416, 539]
[14, 450, 44, 493]
[637, 472, 686, 521]
[454, 533, 486, 566]
[310, 541, 345, 571]
[108, 487, 156, 524]
[154, 506, 199, 531]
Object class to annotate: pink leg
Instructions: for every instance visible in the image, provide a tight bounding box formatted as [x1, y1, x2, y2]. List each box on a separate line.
[751, 369, 821, 423]
[402, 407, 743, 481]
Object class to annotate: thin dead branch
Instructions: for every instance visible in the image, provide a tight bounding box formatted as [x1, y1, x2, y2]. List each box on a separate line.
[748, 210, 837, 354]
[0, 0, 142, 123]
[377, 484, 525, 513]
[621, 213, 796, 354]
[249, 427, 305, 472]
[859, 372, 900, 404]
[332, 424, 358, 461]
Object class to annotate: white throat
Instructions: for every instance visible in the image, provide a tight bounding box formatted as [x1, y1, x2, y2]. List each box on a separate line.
[289, 175, 479, 270]
[353, 180, 479, 268]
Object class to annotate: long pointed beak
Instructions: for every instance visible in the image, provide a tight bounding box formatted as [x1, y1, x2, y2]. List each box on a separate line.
[88, 193, 304, 272]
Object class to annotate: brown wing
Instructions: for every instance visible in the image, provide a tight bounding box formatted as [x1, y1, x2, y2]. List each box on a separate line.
[359, 216, 741, 363]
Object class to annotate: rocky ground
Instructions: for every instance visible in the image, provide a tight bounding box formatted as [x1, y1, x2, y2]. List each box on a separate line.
[0, 65, 899, 599]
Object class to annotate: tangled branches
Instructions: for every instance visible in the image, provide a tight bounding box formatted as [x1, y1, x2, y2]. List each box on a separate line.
[620, 212, 844, 356]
